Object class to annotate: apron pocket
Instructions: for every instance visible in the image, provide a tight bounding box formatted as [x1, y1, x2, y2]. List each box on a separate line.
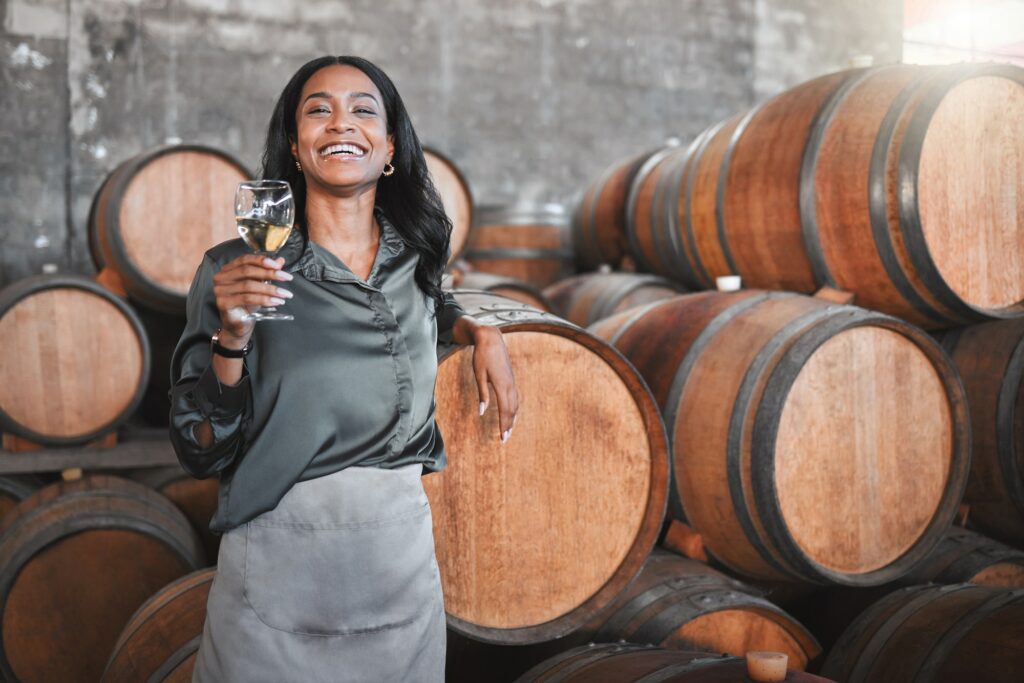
[243, 503, 435, 636]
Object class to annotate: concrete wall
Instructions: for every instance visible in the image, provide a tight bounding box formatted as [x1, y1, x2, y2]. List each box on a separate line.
[0, 0, 902, 285]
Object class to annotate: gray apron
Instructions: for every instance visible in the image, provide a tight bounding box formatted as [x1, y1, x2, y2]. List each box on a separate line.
[192, 464, 446, 682]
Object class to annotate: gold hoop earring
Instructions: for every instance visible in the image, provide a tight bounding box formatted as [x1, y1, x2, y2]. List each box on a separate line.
[295, 160, 302, 172]
[382, 162, 395, 177]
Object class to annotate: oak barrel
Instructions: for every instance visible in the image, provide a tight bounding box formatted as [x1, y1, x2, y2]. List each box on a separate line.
[101, 568, 213, 683]
[543, 272, 685, 327]
[625, 143, 703, 280]
[89, 144, 250, 313]
[0, 476, 204, 683]
[0, 475, 45, 520]
[587, 550, 820, 669]
[673, 63, 1024, 328]
[132, 465, 220, 564]
[447, 548, 820, 682]
[590, 291, 970, 584]
[940, 319, 1024, 543]
[572, 148, 663, 270]
[0, 274, 150, 446]
[428, 291, 669, 644]
[902, 527, 1024, 588]
[424, 146, 473, 265]
[452, 271, 554, 311]
[783, 528, 1024, 652]
[463, 204, 574, 289]
[515, 643, 834, 683]
[822, 585, 1024, 682]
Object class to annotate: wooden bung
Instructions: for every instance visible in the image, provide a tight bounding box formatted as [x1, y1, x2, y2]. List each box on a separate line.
[427, 291, 669, 644]
[747, 651, 788, 682]
[514, 643, 835, 682]
[424, 147, 473, 265]
[0, 476, 204, 683]
[590, 291, 970, 585]
[0, 274, 150, 447]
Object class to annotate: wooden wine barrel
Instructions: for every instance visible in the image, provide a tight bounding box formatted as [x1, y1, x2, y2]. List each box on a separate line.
[572, 148, 663, 270]
[89, 144, 250, 314]
[543, 272, 685, 327]
[101, 568, 213, 683]
[903, 528, 1024, 588]
[464, 204, 574, 289]
[0, 274, 150, 446]
[427, 291, 669, 644]
[625, 143, 700, 279]
[142, 637, 199, 683]
[0, 476, 204, 683]
[516, 643, 835, 683]
[424, 146, 474, 265]
[452, 271, 554, 312]
[822, 585, 1024, 682]
[589, 291, 970, 584]
[587, 550, 820, 669]
[448, 548, 820, 682]
[940, 319, 1024, 543]
[675, 63, 1024, 328]
[132, 465, 220, 564]
[127, 304, 186, 428]
[0, 475, 45, 520]
[783, 528, 1024, 653]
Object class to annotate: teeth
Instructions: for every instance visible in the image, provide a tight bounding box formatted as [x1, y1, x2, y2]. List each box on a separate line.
[320, 143, 366, 157]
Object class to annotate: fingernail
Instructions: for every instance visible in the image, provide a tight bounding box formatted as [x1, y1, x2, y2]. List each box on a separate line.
[263, 257, 278, 267]
[513, 414, 518, 427]
[269, 297, 285, 306]
[276, 288, 293, 299]
[277, 271, 294, 281]
[502, 429, 510, 443]
[479, 402, 485, 416]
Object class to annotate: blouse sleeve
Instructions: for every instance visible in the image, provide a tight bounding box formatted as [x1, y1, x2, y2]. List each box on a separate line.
[168, 255, 253, 479]
[436, 289, 468, 345]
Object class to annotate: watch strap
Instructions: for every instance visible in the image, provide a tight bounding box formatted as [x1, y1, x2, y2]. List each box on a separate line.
[211, 330, 252, 358]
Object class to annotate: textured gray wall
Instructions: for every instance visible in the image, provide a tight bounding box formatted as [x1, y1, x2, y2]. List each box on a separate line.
[0, 0, 902, 285]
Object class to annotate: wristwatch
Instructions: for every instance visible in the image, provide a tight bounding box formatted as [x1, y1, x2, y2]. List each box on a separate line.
[211, 329, 253, 358]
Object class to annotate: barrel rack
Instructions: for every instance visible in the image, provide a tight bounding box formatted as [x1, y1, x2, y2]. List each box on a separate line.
[0, 428, 177, 475]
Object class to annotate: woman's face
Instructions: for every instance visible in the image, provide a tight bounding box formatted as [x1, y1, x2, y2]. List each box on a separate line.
[291, 64, 395, 195]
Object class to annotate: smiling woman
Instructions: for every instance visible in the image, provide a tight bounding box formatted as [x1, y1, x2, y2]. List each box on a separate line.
[168, 56, 519, 683]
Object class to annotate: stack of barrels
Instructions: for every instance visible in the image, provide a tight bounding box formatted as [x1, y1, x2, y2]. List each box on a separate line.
[4, 60, 1024, 681]
[531, 60, 1024, 682]
[0, 144, 251, 683]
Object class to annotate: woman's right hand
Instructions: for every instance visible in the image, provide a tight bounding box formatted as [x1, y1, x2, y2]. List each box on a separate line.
[212, 254, 294, 341]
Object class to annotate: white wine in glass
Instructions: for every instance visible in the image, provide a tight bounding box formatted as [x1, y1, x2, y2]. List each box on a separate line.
[235, 180, 295, 321]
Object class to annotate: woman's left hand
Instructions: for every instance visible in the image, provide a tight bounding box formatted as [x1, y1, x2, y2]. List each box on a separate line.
[469, 325, 519, 443]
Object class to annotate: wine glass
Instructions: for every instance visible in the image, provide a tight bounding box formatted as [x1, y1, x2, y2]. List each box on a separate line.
[235, 180, 295, 321]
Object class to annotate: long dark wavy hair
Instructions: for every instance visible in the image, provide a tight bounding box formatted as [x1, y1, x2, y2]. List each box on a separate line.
[260, 55, 451, 314]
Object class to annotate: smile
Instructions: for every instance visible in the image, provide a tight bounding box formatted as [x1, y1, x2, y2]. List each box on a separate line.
[319, 142, 368, 159]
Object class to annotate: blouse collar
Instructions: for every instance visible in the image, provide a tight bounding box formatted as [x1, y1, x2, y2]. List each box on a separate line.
[279, 207, 406, 282]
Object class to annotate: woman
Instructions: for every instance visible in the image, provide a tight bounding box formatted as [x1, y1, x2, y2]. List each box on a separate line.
[169, 55, 518, 682]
